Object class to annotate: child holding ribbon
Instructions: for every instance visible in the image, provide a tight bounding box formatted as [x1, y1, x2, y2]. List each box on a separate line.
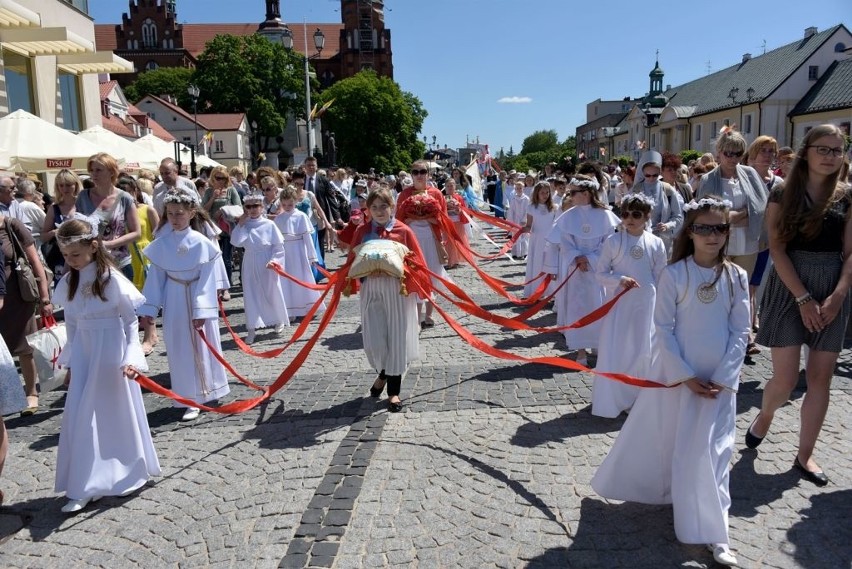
[517, 181, 558, 298]
[53, 214, 160, 513]
[592, 193, 667, 417]
[592, 196, 750, 567]
[139, 190, 230, 422]
[230, 190, 289, 343]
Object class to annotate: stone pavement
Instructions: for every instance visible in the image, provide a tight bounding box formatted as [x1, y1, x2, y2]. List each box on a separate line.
[1, 238, 850, 568]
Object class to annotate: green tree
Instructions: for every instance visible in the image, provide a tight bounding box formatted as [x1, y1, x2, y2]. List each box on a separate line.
[192, 34, 307, 154]
[520, 129, 559, 155]
[560, 135, 577, 162]
[318, 70, 427, 172]
[124, 67, 195, 106]
[679, 149, 702, 164]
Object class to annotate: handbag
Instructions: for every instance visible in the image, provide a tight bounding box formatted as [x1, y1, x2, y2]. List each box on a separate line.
[5, 218, 40, 302]
[26, 314, 68, 393]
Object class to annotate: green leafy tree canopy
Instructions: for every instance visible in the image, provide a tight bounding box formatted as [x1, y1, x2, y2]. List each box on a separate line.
[125, 67, 195, 107]
[318, 70, 427, 172]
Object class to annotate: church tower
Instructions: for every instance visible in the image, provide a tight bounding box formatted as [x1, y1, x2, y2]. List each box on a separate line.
[643, 52, 668, 108]
[338, 0, 393, 79]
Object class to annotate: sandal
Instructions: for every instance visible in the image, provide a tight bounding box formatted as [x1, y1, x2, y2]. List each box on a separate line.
[421, 318, 435, 328]
[141, 342, 156, 356]
[21, 395, 38, 416]
[746, 343, 761, 355]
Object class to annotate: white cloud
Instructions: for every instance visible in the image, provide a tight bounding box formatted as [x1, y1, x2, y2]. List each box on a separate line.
[497, 96, 532, 104]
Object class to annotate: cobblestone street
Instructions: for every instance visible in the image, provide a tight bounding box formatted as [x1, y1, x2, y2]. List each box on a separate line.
[1, 242, 850, 568]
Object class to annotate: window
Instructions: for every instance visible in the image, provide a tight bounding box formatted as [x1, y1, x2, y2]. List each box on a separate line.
[808, 65, 819, 80]
[3, 50, 34, 113]
[142, 19, 158, 48]
[146, 60, 158, 70]
[710, 121, 717, 136]
[695, 124, 702, 142]
[840, 122, 850, 136]
[215, 140, 224, 153]
[723, 118, 730, 127]
[744, 114, 753, 134]
[182, 136, 191, 144]
[58, 72, 82, 132]
[834, 42, 846, 53]
[651, 133, 656, 148]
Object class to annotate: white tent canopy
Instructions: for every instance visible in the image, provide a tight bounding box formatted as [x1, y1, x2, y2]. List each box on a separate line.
[132, 133, 224, 172]
[78, 125, 161, 171]
[0, 109, 103, 172]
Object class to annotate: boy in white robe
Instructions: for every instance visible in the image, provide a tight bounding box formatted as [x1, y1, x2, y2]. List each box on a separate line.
[506, 182, 530, 259]
[139, 190, 230, 422]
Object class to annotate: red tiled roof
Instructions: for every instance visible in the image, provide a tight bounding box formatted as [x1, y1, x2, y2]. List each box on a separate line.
[102, 113, 137, 138]
[95, 22, 343, 59]
[196, 113, 244, 131]
[149, 119, 176, 143]
[99, 80, 117, 101]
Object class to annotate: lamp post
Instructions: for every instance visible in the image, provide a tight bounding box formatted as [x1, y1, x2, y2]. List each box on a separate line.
[187, 83, 200, 178]
[281, 22, 324, 160]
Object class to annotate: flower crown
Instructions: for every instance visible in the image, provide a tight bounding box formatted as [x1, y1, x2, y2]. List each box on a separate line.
[569, 177, 600, 190]
[56, 212, 100, 246]
[243, 190, 264, 204]
[163, 188, 199, 206]
[683, 197, 733, 212]
[621, 193, 655, 208]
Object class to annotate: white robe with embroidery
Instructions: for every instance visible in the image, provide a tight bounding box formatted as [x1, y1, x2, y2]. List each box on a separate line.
[230, 217, 289, 330]
[53, 264, 160, 500]
[140, 227, 230, 407]
[543, 205, 619, 348]
[592, 259, 750, 545]
[274, 210, 326, 317]
[592, 230, 667, 417]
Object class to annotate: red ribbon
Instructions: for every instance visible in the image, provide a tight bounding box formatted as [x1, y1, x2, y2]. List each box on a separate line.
[268, 261, 330, 291]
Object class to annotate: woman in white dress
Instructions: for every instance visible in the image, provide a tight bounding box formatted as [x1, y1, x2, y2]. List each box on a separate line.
[543, 175, 619, 364]
[506, 182, 530, 259]
[274, 185, 326, 319]
[139, 191, 230, 422]
[53, 214, 160, 513]
[592, 196, 750, 567]
[230, 191, 289, 344]
[517, 181, 558, 298]
[592, 194, 667, 417]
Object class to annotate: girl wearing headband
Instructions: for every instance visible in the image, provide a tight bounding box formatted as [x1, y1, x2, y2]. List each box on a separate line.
[52, 214, 160, 513]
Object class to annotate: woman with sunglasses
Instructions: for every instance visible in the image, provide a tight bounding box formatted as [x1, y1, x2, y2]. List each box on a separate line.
[747, 124, 851, 487]
[630, 150, 684, 258]
[202, 166, 243, 300]
[696, 127, 768, 354]
[592, 193, 667, 417]
[543, 175, 619, 366]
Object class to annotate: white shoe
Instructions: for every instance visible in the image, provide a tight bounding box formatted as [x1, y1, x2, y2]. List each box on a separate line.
[246, 329, 256, 344]
[220, 290, 231, 301]
[275, 323, 287, 335]
[61, 495, 102, 513]
[708, 544, 738, 567]
[181, 407, 200, 421]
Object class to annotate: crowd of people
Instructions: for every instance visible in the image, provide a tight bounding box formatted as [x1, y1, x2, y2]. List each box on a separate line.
[0, 123, 849, 567]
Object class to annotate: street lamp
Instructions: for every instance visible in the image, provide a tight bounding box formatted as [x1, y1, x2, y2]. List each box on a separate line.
[187, 83, 200, 178]
[281, 22, 324, 160]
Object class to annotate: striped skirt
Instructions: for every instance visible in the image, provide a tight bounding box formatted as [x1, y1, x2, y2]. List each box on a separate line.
[361, 274, 420, 376]
[756, 250, 850, 352]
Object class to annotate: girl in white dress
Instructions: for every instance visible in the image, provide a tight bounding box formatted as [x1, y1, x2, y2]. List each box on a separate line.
[518, 181, 558, 298]
[592, 194, 667, 417]
[543, 175, 620, 364]
[230, 191, 289, 344]
[274, 186, 326, 319]
[139, 191, 230, 422]
[53, 214, 160, 513]
[591, 196, 750, 567]
[506, 182, 530, 259]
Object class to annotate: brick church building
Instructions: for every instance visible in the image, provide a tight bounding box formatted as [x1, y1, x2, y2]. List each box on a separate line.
[95, 0, 394, 89]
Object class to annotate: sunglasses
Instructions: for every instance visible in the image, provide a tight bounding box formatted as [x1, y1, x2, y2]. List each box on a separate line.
[568, 188, 588, 196]
[245, 203, 263, 209]
[722, 151, 744, 159]
[643, 173, 660, 178]
[411, 169, 429, 175]
[620, 210, 645, 220]
[690, 223, 730, 236]
[213, 176, 228, 181]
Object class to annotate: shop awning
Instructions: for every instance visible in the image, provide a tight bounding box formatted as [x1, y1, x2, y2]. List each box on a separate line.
[0, 27, 93, 57]
[0, 0, 40, 28]
[57, 51, 135, 75]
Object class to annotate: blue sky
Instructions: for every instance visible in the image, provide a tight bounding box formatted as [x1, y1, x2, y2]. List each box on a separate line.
[90, 1, 849, 156]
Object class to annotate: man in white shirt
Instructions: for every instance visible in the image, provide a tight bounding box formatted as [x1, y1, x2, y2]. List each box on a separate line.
[153, 158, 199, 215]
[0, 176, 26, 225]
[13, 178, 45, 243]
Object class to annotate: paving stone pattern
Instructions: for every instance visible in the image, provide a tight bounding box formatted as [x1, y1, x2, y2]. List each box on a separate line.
[1, 235, 850, 568]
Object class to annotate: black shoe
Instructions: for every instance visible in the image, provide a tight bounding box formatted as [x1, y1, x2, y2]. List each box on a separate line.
[744, 416, 764, 449]
[388, 400, 402, 413]
[793, 456, 829, 486]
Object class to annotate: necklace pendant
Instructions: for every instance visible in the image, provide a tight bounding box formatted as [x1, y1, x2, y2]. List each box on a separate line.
[697, 282, 718, 303]
[630, 245, 644, 259]
[177, 244, 188, 256]
[81, 283, 93, 297]
[581, 223, 591, 234]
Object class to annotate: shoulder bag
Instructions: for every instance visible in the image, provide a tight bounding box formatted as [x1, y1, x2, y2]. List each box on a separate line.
[5, 218, 41, 302]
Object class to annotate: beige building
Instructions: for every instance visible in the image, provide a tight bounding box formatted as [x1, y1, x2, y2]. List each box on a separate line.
[0, 0, 133, 136]
[580, 24, 852, 161]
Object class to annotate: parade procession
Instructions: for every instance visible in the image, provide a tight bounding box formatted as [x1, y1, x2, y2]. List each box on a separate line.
[0, 1, 850, 568]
